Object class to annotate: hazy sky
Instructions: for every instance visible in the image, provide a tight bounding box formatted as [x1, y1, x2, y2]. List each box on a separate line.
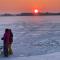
[0, 0, 60, 13]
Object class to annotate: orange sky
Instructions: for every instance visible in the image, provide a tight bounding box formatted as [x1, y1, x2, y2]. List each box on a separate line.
[0, 0, 60, 13]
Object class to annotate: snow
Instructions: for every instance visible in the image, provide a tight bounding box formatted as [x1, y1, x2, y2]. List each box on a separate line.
[0, 52, 60, 60]
[14, 52, 60, 60]
[0, 16, 60, 60]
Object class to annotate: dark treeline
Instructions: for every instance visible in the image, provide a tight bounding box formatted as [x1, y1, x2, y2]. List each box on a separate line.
[0, 12, 60, 16]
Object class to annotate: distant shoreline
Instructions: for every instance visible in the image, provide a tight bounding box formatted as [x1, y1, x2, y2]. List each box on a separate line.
[0, 13, 60, 16]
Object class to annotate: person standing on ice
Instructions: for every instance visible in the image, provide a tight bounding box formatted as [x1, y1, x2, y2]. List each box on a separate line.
[1, 28, 13, 57]
[8, 29, 13, 55]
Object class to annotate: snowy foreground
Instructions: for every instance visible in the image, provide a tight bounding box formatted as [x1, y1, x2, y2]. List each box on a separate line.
[0, 52, 60, 60]
[0, 16, 60, 59]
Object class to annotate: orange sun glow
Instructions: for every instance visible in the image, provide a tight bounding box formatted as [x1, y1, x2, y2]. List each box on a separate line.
[34, 9, 39, 13]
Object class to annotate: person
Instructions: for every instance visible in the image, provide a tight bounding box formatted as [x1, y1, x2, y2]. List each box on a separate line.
[1, 28, 13, 57]
[8, 29, 13, 55]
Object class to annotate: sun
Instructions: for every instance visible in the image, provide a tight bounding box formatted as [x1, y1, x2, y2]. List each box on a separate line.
[34, 9, 39, 13]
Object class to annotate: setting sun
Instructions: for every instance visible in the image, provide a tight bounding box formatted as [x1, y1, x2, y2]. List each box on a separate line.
[34, 9, 39, 13]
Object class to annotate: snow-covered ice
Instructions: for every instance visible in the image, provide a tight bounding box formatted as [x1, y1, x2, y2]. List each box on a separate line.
[0, 16, 60, 60]
[0, 52, 60, 60]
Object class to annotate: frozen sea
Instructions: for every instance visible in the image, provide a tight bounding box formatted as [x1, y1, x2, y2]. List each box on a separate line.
[0, 16, 60, 57]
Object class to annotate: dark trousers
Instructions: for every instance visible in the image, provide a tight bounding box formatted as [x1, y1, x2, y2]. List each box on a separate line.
[4, 45, 8, 57]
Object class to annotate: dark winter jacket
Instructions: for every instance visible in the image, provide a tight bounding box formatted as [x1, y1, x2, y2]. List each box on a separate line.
[2, 31, 13, 45]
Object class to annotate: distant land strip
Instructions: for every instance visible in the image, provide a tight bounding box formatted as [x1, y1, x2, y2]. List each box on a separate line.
[0, 12, 60, 16]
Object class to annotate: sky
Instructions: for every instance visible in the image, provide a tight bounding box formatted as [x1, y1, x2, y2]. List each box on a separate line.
[0, 0, 60, 13]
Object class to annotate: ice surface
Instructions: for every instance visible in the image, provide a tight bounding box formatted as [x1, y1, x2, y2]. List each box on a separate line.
[0, 16, 60, 58]
[0, 52, 60, 60]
